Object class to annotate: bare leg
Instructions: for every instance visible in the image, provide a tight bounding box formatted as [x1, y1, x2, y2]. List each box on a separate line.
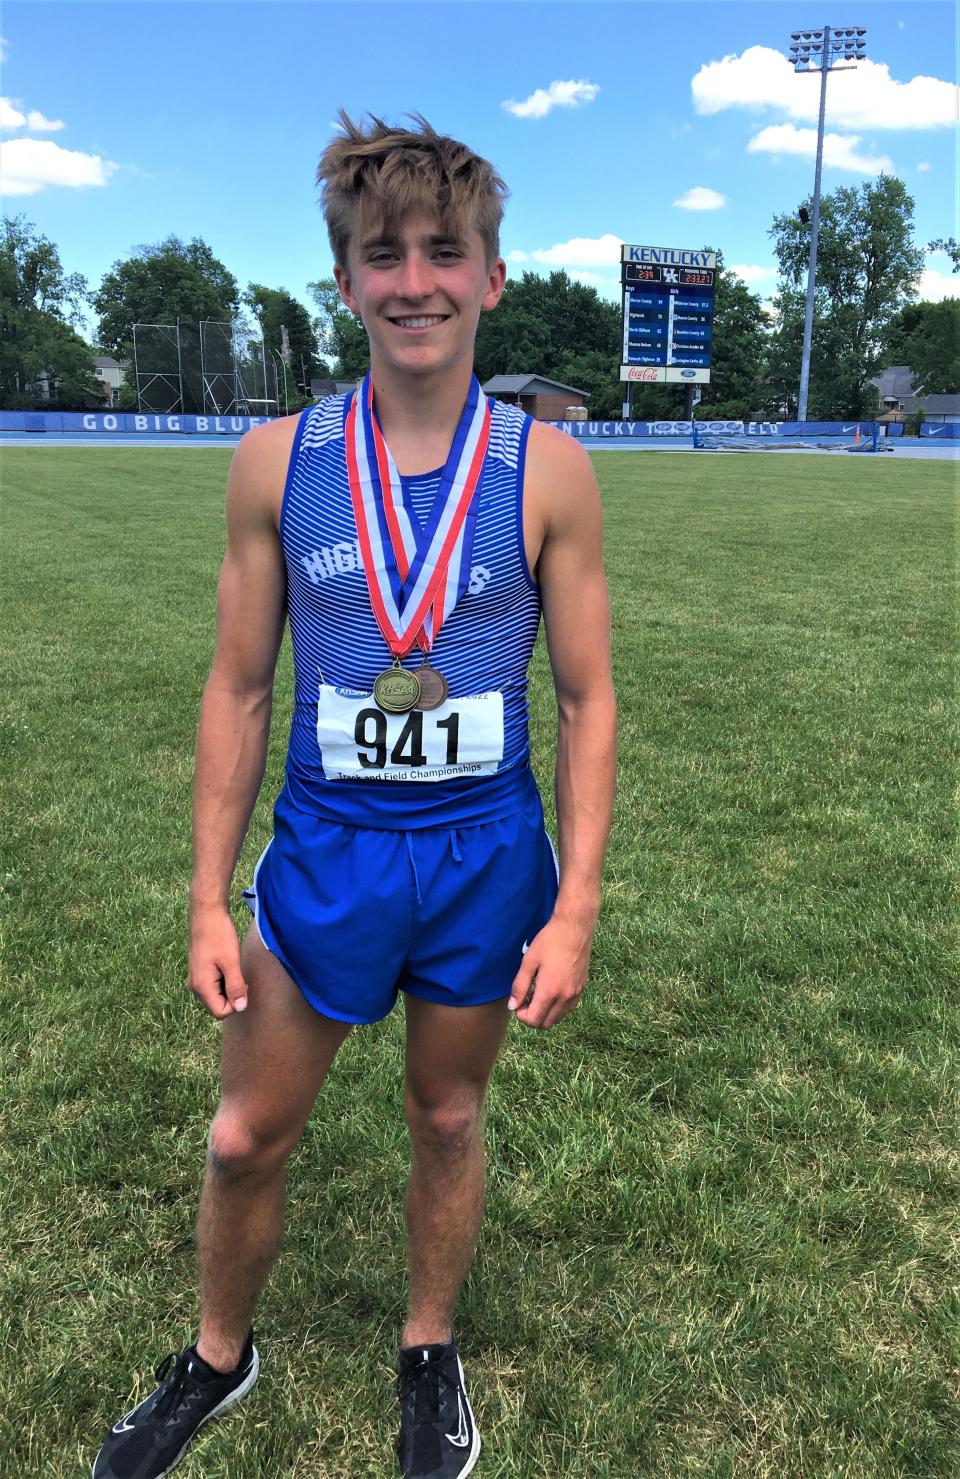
[401, 995, 510, 1348]
[195, 928, 352, 1370]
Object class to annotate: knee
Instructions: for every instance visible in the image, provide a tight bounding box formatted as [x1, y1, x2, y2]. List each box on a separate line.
[405, 1097, 484, 1160]
[207, 1110, 296, 1181]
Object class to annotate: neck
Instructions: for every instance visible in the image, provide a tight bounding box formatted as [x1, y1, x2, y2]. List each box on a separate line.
[368, 353, 475, 445]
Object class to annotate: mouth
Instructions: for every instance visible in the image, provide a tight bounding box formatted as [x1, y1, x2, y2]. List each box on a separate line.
[387, 314, 451, 331]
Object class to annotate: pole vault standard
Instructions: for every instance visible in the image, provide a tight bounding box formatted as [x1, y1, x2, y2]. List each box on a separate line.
[788, 25, 867, 422]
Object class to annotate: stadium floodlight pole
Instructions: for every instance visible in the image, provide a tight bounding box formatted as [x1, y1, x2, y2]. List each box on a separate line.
[789, 25, 867, 421]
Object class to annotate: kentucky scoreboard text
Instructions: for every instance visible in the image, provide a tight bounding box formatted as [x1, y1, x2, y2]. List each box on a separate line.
[620, 246, 717, 384]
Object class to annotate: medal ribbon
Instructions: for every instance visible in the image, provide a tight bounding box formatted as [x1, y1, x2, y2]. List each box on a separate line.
[345, 372, 490, 657]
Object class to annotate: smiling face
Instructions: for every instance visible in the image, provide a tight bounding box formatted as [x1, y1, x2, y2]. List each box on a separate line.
[334, 211, 506, 380]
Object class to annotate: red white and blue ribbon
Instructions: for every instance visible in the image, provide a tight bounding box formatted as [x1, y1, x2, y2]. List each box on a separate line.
[345, 372, 490, 657]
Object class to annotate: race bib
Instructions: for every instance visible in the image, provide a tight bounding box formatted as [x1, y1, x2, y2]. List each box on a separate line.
[316, 684, 504, 782]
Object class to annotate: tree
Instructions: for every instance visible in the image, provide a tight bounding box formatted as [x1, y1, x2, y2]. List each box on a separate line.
[307, 277, 369, 380]
[885, 299, 960, 395]
[243, 283, 327, 401]
[93, 236, 239, 356]
[684, 249, 770, 419]
[470, 270, 621, 413]
[761, 286, 875, 419]
[473, 270, 619, 383]
[627, 382, 686, 421]
[766, 175, 924, 418]
[0, 215, 102, 409]
[551, 350, 623, 418]
[927, 237, 960, 270]
[93, 236, 239, 412]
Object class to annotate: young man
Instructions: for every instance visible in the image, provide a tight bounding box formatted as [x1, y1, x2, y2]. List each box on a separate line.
[93, 112, 616, 1479]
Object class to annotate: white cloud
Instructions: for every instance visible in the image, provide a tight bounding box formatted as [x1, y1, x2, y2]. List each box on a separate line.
[692, 45, 957, 131]
[917, 161, 932, 171]
[673, 186, 726, 210]
[525, 233, 623, 267]
[506, 258, 619, 298]
[0, 96, 25, 128]
[915, 267, 959, 302]
[2, 96, 66, 132]
[569, 270, 620, 300]
[747, 124, 894, 174]
[27, 109, 65, 133]
[729, 263, 777, 283]
[0, 137, 117, 195]
[502, 79, 599, 120]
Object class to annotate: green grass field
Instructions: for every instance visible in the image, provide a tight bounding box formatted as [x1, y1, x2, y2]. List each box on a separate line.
[1, 446, 957, 1478]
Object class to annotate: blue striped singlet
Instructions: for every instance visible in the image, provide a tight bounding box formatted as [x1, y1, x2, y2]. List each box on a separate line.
[278, 392, 543, 829]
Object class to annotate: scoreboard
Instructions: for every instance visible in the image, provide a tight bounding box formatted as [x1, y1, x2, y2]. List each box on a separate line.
[620, 245, 717, 384]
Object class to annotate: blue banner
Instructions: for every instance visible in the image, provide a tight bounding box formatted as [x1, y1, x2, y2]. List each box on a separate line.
[1, 412, 919, 441]
[62, 412, 272, 434]
[553, 420, 747, 437]
[0, 411, 277, 435]
[550, 420, 904, 439]
[919, 422, 960, 438]
[780, 420, 868, 436]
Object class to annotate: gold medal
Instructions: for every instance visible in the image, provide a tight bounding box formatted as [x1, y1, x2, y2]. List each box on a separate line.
[415, 658, 449, 712]
[373, 659, 421, 714]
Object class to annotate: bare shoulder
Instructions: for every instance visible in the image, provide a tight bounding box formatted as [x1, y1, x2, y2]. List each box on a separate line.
[227, 412, 304, 528]
[527, 419, 595, 477]
[525, 420, 601, 533]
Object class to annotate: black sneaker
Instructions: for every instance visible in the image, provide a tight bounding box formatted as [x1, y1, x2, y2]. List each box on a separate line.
[396, 1334, 480, 1478]
[91, 1331, 259, 1479]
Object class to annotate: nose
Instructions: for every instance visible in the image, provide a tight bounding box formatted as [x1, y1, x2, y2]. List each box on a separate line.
[395, 251, 434, 301]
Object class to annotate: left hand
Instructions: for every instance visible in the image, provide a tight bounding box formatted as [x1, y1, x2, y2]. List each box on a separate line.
[507, 913, 594, 1030]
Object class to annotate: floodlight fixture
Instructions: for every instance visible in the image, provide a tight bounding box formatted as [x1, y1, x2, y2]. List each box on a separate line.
[786, 24, 868, 420]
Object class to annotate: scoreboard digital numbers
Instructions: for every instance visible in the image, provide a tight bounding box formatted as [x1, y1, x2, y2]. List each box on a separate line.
[620, 245, 717, 384]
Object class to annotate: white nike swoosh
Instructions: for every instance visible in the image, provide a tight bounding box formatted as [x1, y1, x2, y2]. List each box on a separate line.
[449, 1390, 470, 1448]
[521, 940, 530, 955]
[111, 1418, 136, 1434]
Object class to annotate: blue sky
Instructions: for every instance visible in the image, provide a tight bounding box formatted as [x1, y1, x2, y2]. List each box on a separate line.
[2, 0, 957, 340]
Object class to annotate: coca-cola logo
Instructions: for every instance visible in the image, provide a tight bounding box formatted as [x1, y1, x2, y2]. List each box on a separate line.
[625, 367, 660, 382]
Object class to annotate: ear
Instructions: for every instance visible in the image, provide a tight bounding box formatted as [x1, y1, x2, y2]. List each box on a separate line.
[333, 263, 361, 317]
[481, 256, 507, 314]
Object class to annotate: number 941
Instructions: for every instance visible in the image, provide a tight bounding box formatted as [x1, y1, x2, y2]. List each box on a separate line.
[354, 707, 459, 770]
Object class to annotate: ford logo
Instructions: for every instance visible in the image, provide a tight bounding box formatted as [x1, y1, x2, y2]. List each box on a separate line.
[680, 370, 696, 378]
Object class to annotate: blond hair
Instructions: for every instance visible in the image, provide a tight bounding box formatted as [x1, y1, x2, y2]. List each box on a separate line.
[317, 109, 508, 268]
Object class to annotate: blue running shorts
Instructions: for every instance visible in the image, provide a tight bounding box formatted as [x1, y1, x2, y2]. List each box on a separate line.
[243, 784, 559, 1025]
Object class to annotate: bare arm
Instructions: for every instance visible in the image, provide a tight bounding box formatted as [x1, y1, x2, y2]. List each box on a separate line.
[509, 426, 617, 1030]
[188, 418, 293, 1018]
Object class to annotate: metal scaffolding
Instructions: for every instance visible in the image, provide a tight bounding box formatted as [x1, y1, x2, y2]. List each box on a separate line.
[132, 321, 279, 416]
[132, 324, 183, 413]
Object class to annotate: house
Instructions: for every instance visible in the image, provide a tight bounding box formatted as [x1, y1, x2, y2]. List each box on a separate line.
[869, 365, 960, 423]
[920, 394, 960, 424]
[93, 355, 128, 407]
[482, 374, 588, 421]
[311, 377, 360, 400]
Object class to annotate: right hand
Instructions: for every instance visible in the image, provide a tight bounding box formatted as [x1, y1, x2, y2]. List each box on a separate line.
[188, 904, 249, 1019]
